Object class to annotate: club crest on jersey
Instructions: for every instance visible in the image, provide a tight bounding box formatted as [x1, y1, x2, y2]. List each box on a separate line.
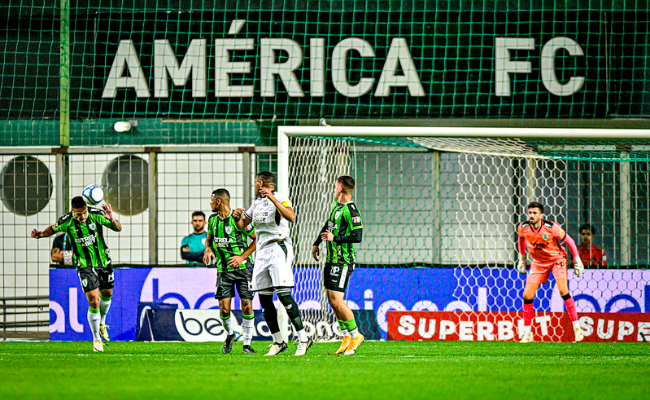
[88, 223, 96, 230]
[335, 211, 341, 220]
[225, 226, 232, 235]
[542, 234, 549, 241]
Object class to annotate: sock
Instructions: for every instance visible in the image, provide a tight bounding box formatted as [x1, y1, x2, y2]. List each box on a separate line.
[242, 313, 255, 346]
[259, 292, 281, 342]
[87, 307, 101, 341]
[523, 299, 534, 328]
[338, 320, 349, 337]
[220, 313, 233, 335]
[346, 319, 359, 339]
[99, 294, 112, 325]
[296, 329, 308, 343]
[562, 294, 579, 323]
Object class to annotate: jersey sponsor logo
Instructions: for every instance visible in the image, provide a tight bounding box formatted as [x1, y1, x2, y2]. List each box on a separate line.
[327, 221, 337, 231]
[352, 216, 361, 225]
[213, 237, 234, 248]
[544, 221, 553, 228]
[75, 232, 98, 246]
[252, 210, 271, 224]
[558, 229, 565, 236]
[330, 265, 341, 276]
[533, 242, 546, 251]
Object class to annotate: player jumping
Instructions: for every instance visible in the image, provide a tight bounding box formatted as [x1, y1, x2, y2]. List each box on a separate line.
[31, 196, 122, 352]
[517, 202, 585, 343]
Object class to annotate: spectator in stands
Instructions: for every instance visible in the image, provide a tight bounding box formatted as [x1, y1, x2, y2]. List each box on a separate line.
[51, 233, 73, 266]
[578, 224, 607, 267]
[181, 211, 207, 264]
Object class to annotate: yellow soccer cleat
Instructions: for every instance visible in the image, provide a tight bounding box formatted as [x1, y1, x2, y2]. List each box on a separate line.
[336, 336, 352, 355]
[344, 333, 365, 356]
[574, 326, 585, 342]
[99, 324, 110, 342]
[93, 340, 104, 352]
[520, 331, 534, 343]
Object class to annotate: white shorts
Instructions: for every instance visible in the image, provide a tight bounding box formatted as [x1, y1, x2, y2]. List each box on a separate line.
[252, 240, 295, 291]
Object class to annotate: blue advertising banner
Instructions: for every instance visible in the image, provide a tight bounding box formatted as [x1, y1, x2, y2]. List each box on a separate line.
[50, 267, 650, 341]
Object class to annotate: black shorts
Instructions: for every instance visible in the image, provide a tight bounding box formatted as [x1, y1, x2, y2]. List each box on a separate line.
[77, 266, 115, 293]
[324, 263, 354, 292]
[215, 267, 254, 301]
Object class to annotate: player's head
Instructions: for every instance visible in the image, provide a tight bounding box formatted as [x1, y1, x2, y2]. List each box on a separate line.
[255, 171, 276, 194]
[580, 223, 596, 245]
[210, 189, 230, 212]
[527, 202, 544, 225]
[71, 196, 88, 223]
[191, 211, 206, 232]
[335, 175, 355, 197]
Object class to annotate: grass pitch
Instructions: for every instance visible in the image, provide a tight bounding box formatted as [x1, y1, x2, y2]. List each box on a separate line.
[1, 341, 648, 400]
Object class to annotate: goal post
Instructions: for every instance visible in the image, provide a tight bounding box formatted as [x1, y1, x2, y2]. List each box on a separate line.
[278, 126, 650, 342]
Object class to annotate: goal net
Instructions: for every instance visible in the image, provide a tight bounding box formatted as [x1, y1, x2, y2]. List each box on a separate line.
[279, 126, 650, 342]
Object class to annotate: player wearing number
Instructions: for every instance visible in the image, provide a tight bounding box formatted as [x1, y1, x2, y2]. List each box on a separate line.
[312, 176, 364, 356]
[233, 171, 313, 356]
[203, 189, 258, 354]
[517, 202, 584, 343]
[31, 196, 122, 352]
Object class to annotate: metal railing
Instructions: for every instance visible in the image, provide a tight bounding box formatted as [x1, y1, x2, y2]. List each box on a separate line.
[0, 295, 49, 340]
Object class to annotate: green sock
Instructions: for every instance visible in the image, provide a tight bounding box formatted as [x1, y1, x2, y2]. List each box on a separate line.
[338, 319, 349, 337]
[345, 319, 359, 339]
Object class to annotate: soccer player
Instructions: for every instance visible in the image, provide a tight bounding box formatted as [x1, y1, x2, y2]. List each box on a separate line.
[311, 175, 364, 355]
[181, 211, 207, 264]
[31, 196, 122, 352]
[578, 223, 607, 267]
[233, 171, 313, 356]
[517, 202, 585, 343]
[203, 189, 258, 354]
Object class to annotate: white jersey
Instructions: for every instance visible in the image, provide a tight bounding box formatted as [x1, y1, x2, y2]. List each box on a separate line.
[244, 191, 292, 249]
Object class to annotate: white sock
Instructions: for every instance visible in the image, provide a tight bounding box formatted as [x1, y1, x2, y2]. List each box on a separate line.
[242, 317, 254, 346]
[221, 314, 234, 335]
[272, 331, 283, 344]
[99, 297, 112, 325]
[349, 327, 359, 339]
[87, 308, 101, 341]
[341, 329, 349, 338]
[573, 320, 581, 329]
[296, 328, 308, 343]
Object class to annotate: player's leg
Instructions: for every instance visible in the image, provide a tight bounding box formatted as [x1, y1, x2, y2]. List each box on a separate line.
[79, 268, 103, 352]
[554, 260, 583, 342]
[259, 289, 287, 355]
[216, 272, 237, 354]
[97, 266, 115, 342]
[237, 268, 257, 354]
[272, 241, 312, 356]
[324, 263, 362, 354]
[520, 264, 547, 343]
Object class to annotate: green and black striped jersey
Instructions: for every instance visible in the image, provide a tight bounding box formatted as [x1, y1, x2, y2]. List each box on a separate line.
[52, 210, 114, 269]
[207, 211, 255, 273]
[325, 201, 364, 265]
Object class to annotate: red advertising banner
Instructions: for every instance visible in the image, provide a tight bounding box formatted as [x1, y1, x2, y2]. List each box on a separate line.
[387, 311, 650, 342]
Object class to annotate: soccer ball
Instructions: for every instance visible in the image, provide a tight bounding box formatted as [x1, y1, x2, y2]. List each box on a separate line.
[82, 184, 104, 205]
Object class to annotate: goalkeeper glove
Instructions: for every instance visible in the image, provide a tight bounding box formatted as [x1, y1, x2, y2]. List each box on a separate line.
[574, 258, 584, 278]
[517, 259, 526, 274]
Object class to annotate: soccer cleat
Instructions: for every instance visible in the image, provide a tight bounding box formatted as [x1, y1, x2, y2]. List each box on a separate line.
[574, 326, 585, 342]
[223, 333, 236, 354]
[93, 340, 104, 352]
[99, 324, 110, 342]
[242, 345, 258, 354]
[336, 336, 352, 355]
[344, 334, 365, 356]
[294, 338, 314, 356]
[265, 342, 288, 356]
[520, 331, 534, 343]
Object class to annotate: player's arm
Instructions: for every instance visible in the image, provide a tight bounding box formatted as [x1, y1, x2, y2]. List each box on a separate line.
[31, 225, 55, 239]
[232, 208, 252, 230]
[557, 227, 584, 277]
[260, 188, 295, 222]
[203, 232, 216, 265]
[321, 207, 364, 244]
[228, 232, 257, 268]
[311, 221, 329, 261]
[101, 203, 122, 232]
[516, 224, 527, 273]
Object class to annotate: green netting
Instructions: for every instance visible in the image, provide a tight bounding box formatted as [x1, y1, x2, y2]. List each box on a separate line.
[2, 1, 650, 139]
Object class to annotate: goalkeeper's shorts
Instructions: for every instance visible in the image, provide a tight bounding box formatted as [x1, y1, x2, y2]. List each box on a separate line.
[528, 258, 568, 284]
